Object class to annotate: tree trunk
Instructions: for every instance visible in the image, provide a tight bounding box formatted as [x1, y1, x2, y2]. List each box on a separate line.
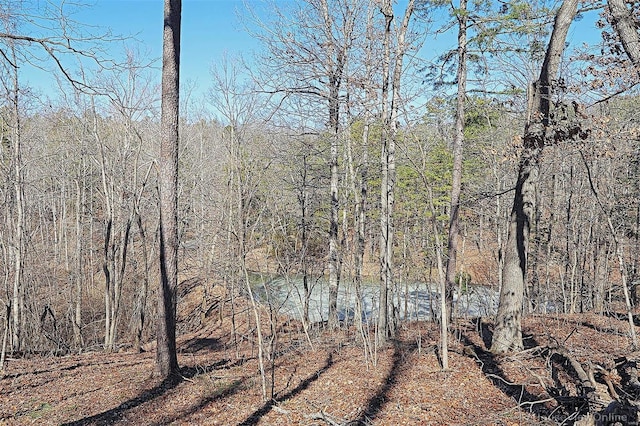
[491, 152, 538, 352]
[134, 211, 150, 353]
[93, 107, 117, 352]
[323, 0, 350, 330]
[73, 175, 84, 349]
[491, 0, 579, 354]
[156, 0, 181, 380]
[328, 125, 340, 329]
[378, 0, 414, 342]
[10, 43, 24, 354]
[349, 5, 375, 360]
[299, 153, 311, 327]
[608, 0, 640, 71]
[429, 188, 448, 370]
[444, 0, 467, 322]
[378, 0, 393, 340]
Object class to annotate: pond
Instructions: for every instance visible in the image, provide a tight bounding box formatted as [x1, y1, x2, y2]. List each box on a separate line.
[249, 273, 499, 324]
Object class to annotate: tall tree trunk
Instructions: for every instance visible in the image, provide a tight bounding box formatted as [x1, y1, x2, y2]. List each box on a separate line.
[378, 0, 393, 341]
[491, 0, 579, 354]
[299, 153, 311, 327]
[428, 188, 449, 370]
[348, 4, 375, 360]
[156, 0, 181, 379]
[73, 175, 84, 349]
[93, 107, 116, 351]
[108, 215, 132, 351]
[444, 0, 467, 322]
[323, 0, 351, 330]
[134, 211, 150, 353]
[378, 0, 414, 342]
[328, 122, 340, 329]
[9, 43, 24, 354]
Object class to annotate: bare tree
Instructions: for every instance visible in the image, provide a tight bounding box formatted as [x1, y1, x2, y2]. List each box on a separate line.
[348, 3, 377, 362]
[580, 151, 638, 348]
[247, 0, 360, 329]
[2, 41, 25, 356]
[378, 0, 415, 342]
[0, 1, 123, 96]
[156, 0, 181, 380]
[0, 0, 140, 361]
[208, 56, 274, 400]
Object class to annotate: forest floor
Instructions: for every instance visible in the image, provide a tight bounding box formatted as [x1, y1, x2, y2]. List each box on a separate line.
[2, 290, 640, 425]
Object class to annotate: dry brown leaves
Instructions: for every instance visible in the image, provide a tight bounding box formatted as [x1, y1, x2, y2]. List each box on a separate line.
[2, 309, 636, 425]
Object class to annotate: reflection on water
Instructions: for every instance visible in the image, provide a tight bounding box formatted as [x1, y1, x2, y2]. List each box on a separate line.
[249, 272, 499, 324]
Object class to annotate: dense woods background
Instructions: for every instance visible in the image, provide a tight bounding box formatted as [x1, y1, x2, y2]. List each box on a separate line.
[1, 0, 640, 386]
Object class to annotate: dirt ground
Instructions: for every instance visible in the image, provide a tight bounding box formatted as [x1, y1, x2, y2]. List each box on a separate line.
[1, 307, 639, 425]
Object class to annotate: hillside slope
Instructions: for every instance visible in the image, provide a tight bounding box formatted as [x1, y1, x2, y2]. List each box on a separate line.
[1, 289, 639, 425]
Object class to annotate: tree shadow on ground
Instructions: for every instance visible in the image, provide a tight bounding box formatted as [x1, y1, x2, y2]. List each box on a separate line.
[61, 359, 236, 426]
[148, 377, 247, 426]
[603, 311, 640, 327]
[180, 337, 223, 353]
[468, 317, 494, 349]
[566, 317, 629, 338]
[466, 317, 538, 351]
[457, 324, 581, 423]
[1, 357, 146, 381]
[237, 352, 334, 426]
[350, 340, 407, 425]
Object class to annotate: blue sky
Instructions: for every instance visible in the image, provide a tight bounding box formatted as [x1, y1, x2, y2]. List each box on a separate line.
[21, 0, 255, 101]
[85, 0, 252, 89]
[17, 0, 605, 106]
